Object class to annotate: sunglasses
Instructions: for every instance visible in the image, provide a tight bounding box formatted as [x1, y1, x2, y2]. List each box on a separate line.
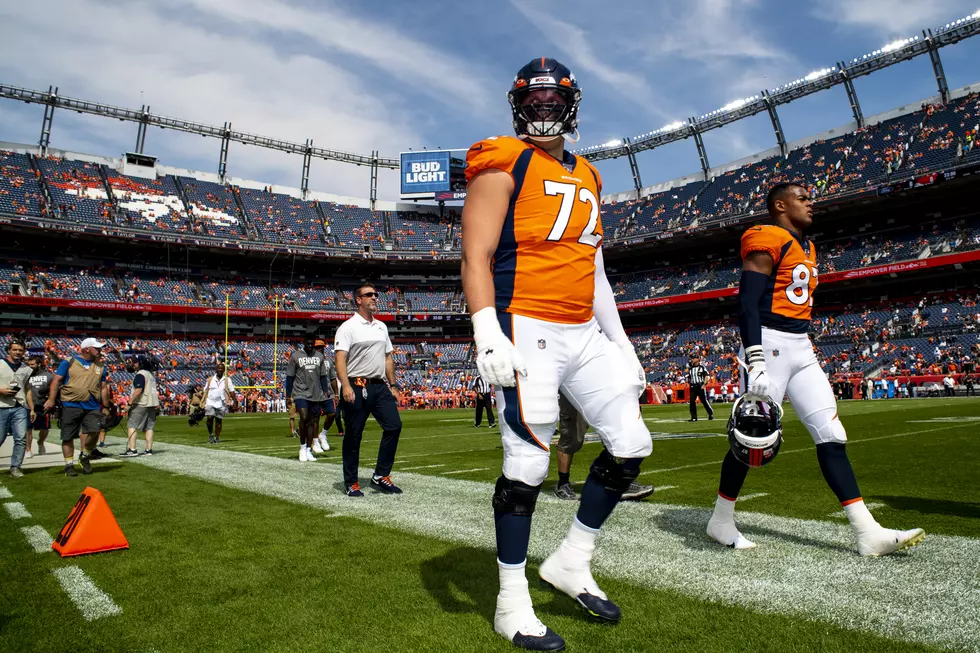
[358, 292, 379, 298]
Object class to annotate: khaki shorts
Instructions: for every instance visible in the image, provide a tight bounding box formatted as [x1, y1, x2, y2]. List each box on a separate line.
[556, 392, 587, 455]
[128, 406, 158, 432]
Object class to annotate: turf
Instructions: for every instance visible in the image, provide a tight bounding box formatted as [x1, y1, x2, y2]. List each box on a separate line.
[1, 398, 977, 653]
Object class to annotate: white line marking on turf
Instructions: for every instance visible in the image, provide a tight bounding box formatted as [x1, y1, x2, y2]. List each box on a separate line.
[125, 437, 980, 653]
[51, 566, 122, 621]
[640, 423, 970, 477]
[655, 485, 677, 492]
[829, 502, 885, 518]
[0, 486, 12, 499]
[3, 502, 31, 519]
[442, 467, 491, 475]
[400, 464, 446, 471]
[737, 493, 769, 502]
[20, 525, 53, 553]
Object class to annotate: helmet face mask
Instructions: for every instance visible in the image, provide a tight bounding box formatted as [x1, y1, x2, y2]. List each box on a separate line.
[508, 58, 581, 141]
[727, 395, 783, 468]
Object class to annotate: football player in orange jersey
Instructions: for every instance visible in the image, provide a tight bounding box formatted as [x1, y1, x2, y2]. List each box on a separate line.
[461, 58, 651, 651]
[707, 182, 925, 557]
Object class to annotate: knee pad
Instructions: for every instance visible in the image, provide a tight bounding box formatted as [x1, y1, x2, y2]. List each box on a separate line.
[588, 449, 643, 493]
[804, 407, 847, 444]
[492, 476, 542, 516]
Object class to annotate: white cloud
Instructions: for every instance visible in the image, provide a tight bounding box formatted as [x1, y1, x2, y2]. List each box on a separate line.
[813, 0, 979, 39]
[509, 0, 673, 121]
[0, 0, 491, 200]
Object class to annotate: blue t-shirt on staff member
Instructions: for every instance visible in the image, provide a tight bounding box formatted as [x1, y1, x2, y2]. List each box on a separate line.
[56, 355, 107, 410]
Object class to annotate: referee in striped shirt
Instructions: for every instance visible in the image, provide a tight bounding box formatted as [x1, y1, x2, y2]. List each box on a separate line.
[473, 374, 495, 427]
[687, 356, 714, 422]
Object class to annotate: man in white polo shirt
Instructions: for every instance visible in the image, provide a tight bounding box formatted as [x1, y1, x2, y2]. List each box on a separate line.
[335, 283, 403, 497]
[203, 362, 237, 444]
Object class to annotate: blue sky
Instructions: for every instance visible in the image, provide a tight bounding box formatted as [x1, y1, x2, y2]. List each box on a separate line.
[1, 0, 979, 200]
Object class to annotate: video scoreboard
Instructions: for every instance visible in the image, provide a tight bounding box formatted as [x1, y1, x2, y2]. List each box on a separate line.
[399, 149, 468, 202]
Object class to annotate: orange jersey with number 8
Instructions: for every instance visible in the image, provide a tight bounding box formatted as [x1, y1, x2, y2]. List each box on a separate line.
[465, 136, 603, 324]
[740, 224, 818, 333]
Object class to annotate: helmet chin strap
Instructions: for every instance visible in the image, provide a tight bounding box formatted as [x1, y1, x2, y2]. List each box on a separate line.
[562, 128, 580, 144]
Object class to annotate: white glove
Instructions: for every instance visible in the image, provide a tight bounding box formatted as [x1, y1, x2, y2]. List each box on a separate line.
[472, 307, 526, 387]
[616, 341, 647, 390]
[744, 345, 770, 400]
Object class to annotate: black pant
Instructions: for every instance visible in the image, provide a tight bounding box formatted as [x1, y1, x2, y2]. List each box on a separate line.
[474, 392, 495, 426]
[340, 383, 401, 486]
[966, 384, 975, 396]
[689, 385, 713, 420]
[333, 402, 345, 433]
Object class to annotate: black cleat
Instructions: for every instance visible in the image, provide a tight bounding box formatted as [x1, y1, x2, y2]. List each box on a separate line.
[512, 628, 566, 651]
[64, 463, 77, 477]
[79, 454, 93, 475]
[88, 448, 110, 460]
[620, 481, 655, 501]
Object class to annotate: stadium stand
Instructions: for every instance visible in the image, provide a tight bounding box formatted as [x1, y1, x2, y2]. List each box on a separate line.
[106, 172, 190, 232]
[0, 151, 48, 218]
[177, 176, 247, 240]
[35, 156, 117, 226]
[236, 187, 326, 246]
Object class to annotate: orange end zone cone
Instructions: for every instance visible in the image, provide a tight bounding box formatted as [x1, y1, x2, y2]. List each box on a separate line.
[52, 487, 129, 557]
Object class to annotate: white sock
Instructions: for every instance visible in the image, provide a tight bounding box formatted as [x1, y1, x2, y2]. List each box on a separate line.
[558, 517, 599, 567]
[497, 559, 531, 604]
[843, 499, 878, 532]
[712, 494, 737, 521]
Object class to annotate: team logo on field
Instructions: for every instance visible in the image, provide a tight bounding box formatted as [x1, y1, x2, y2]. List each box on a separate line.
[537, 339, 547, 349]
[772, 349, 780, 357]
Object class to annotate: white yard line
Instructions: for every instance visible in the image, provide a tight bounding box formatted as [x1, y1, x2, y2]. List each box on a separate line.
[20, 525, 53, 553]
[442, 467, 491, 475]
[640, 423, 970, 477]
[737, 493, 769, 502]
[400, 464, 446, 471]
[51, 566, 122, 621]
[130, 439, 980, 653]
[3, 502, 31, 519]
[655, 485, 677, 492]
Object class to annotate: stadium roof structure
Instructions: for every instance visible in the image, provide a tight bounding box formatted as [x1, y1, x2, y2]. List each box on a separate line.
[1, 10, 979, 200]
[572, 11, 980, 193]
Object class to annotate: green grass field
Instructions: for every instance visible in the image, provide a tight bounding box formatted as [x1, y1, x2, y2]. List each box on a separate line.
[2, 398, 979, 653]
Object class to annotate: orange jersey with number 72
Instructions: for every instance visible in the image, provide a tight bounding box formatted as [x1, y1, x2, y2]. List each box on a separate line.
[465, 135, 603, 324]
[740, 224, 818, 333]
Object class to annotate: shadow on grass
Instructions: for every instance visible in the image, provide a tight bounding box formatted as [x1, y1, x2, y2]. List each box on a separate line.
[653, 507, 852, 554]
[875, 495, 980, 519]
[420, 546, 585, 626]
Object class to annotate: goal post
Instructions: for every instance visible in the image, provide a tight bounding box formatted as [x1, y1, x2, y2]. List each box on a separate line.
[223, 293, 280, 390]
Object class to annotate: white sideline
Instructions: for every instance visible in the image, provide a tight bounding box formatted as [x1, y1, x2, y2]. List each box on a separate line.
[125, 434, 980, 653]
[52, 566, 122, 621]
[4, 502, 31, 519]
[20, 525, 54, 553]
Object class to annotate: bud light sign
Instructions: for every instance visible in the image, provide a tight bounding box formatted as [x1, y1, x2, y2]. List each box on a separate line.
[400, 151, 451, 197]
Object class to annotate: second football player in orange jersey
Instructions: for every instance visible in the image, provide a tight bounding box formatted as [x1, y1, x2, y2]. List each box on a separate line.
[707, 182, 924, 558]
[461, 57, 651, 651]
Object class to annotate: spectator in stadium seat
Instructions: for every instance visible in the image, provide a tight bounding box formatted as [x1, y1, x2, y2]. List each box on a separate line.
[45, 338, 110, 477]
[0, 339, 31, 478]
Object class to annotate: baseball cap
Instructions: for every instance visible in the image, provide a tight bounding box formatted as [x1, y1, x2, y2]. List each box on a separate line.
[80, 337, 107, 350]
[314, 339, 325, 347]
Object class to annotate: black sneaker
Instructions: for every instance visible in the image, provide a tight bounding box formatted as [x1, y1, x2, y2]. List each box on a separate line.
[207, 435, 215, 444]
[554, 482, 577, 501]
[370, 475, 402, 494]
[119, 449, 140, 458]
[708, 414, 715, 421]
[88, 448, 109, 460]
[79, 454, 93, 475]
[620, 481, 655, 501]
[345, 483, 364, 497]
[143, 450, 153, 456]
[64, 463, 78, 477]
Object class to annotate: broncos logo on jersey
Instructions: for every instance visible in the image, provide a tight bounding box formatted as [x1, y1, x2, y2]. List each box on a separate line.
[741, 224, 818, 333]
